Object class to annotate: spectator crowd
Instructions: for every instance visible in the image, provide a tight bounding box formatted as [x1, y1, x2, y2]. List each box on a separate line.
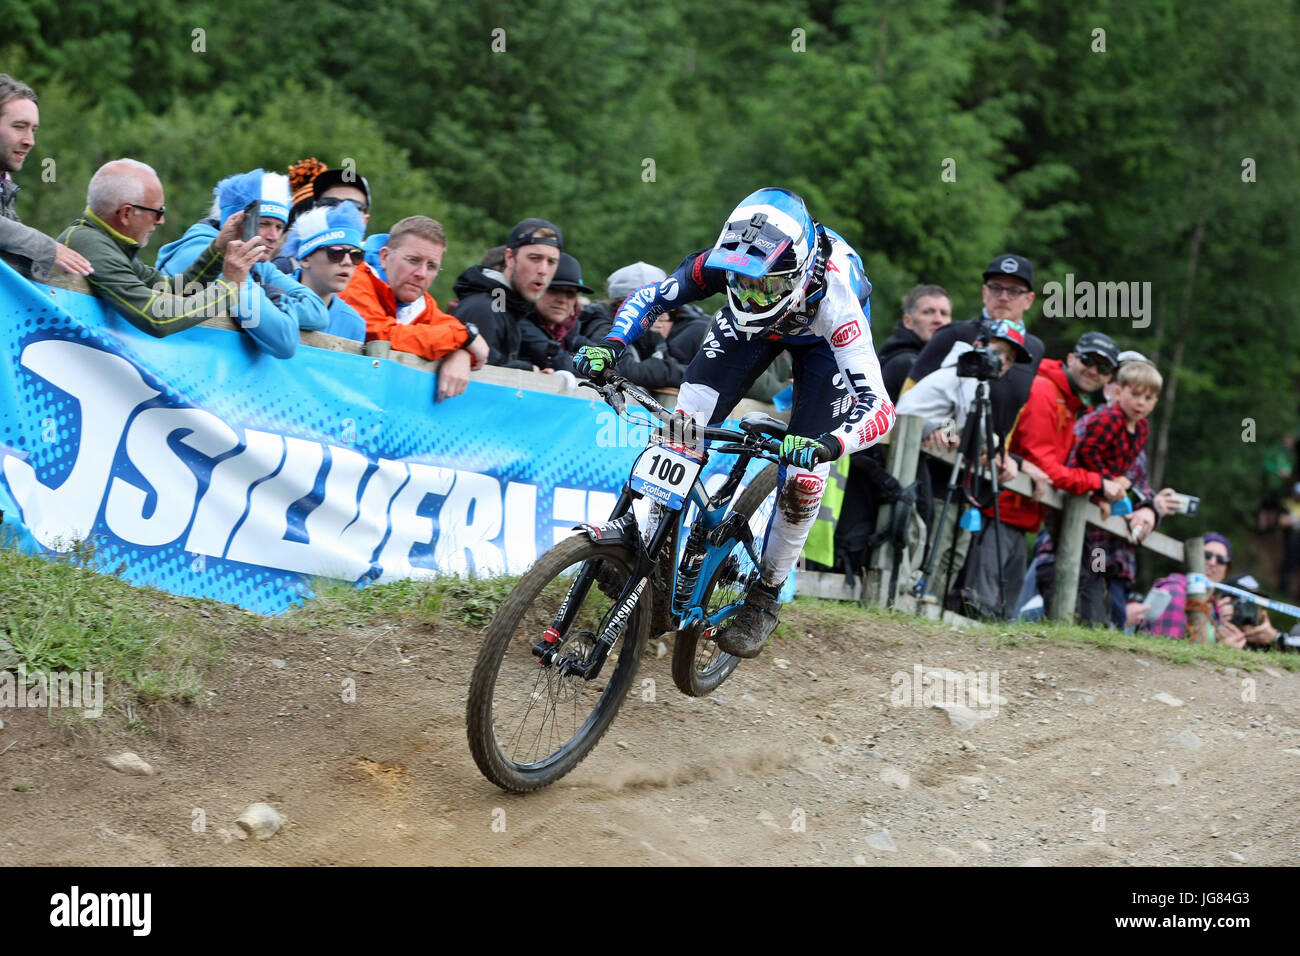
[0, 72, 1292, 651]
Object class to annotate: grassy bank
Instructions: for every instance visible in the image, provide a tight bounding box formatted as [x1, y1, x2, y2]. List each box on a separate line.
[2, 545, 1293, 728]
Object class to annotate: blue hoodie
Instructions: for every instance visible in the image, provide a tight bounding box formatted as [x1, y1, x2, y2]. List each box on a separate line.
[291, 267, 366, 342]
[155, 220, 329, 359]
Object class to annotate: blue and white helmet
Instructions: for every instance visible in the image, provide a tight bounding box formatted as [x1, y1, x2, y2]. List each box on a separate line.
[704, 187, 818, 334]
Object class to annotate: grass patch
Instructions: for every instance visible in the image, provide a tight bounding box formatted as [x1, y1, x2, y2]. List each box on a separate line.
[0, 540, 239, 715]
[783, 596, 1300, 671]
[280, 573, 523, 634]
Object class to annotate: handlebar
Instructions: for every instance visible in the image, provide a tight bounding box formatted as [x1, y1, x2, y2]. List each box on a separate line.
[580, 374, 784, 463]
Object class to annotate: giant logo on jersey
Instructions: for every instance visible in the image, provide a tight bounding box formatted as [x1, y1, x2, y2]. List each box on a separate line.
[831, 320, 862, 347]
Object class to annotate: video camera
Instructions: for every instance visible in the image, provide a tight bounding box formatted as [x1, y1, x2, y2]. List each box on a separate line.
[1223, 574, 1264, 627]
[1232, 594, 1261, 628]
[956, 345, 1003, 381]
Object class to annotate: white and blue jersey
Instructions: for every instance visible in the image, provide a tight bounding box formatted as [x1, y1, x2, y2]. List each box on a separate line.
[605, 225, 894, 587]
[606, 226, 892, 459]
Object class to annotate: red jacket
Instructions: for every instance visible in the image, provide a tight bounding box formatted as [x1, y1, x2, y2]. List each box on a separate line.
[340, 262, 468, 361]
[987, 359, 1104, 531]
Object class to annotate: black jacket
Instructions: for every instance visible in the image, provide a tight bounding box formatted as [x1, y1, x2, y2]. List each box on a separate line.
[579, 302, 688, 389]
[877, 321, 927, 402]
[906, 315, 1045, 443]
[518, 309, 607, 374]
[451, 265, 533, 370]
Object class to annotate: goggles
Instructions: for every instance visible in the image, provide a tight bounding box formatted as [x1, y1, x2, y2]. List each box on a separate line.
[728, 270, 800, 312]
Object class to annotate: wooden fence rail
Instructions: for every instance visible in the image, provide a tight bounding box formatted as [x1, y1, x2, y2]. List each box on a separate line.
[859, 413, 1195, 622]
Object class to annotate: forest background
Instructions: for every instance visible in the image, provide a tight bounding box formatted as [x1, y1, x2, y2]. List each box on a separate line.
[4, 0, 1298, 579]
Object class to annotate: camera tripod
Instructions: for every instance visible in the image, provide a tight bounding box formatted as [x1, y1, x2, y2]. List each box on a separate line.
[911, 379, 1008, 616]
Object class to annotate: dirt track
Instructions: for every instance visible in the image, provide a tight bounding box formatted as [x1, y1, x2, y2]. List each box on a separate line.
[3, 606, 1298, 866]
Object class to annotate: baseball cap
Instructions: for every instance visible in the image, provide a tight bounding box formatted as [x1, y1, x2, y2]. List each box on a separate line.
[1117, 349, 1154, 367]
[507, 218, 563, 250]
[608, 261, 667, 299]
[313, 167, 371, 205]
[982, 317, 1031, 363]
[549, 252, 594, 294]
[1072, 330, 1120, 369]
[983, 254, 1035, 290]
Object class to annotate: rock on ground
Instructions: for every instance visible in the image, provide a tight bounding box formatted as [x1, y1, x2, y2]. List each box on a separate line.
[103, 752, 154, 776]
[235, 802, 284, 840]
[865, 829, 897, 852]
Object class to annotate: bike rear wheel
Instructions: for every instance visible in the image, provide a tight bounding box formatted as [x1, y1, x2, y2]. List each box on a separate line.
[671, 464, 778, 697]
[466, 534, 649, 792]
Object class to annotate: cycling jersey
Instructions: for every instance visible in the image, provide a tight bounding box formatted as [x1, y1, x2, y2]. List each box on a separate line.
[606, 226, 893, 458]
[603, 225, 894, 587]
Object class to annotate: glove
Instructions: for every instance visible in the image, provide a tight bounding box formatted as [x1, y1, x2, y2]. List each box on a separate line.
[574, 343, 623, 381]
[779, 434, 841, 469]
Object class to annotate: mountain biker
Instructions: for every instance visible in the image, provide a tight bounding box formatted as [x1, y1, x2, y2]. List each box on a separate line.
[575, 187, 894, 658]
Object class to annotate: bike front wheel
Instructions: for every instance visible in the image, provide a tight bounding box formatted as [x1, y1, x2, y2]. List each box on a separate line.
[671, 463, 778, 697]
[466, 534, 649, 792]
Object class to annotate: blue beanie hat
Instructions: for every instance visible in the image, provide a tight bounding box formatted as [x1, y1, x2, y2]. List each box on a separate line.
[216, 169, 291, 225]
[1204, 532, 1232, 562]
[284, 202, 365, 261]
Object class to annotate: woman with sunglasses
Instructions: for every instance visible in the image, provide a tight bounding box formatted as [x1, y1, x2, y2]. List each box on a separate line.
[155, 168, 328, 358]
[1138, 533, 1279, 646]
[282, 202, 367, 342]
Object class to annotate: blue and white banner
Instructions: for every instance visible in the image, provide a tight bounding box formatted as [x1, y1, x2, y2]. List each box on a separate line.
[0, 261, 768, 614]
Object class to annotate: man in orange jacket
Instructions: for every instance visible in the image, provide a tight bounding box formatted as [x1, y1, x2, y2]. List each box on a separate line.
[341, 215, 488, 401]
[962, 331, 1126, 618]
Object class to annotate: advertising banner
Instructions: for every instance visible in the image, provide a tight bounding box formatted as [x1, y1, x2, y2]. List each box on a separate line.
[0, 262, 772, 614]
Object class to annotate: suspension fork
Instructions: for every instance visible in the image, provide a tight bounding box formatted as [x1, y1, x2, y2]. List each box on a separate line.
[554, 498, 678, 681]
[532, 488, 636, 665]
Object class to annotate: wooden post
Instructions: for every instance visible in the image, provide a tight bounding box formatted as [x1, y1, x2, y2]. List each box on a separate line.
[1183, 535, 1209, 640]
[863, 414, 923, 607]
[1049, 493, 1089, 621]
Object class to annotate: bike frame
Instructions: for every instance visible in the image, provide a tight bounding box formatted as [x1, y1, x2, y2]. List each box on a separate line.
[536, 382, 778, 681]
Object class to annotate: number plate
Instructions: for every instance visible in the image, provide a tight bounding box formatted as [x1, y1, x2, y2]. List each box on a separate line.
[628, 445, 702, 510]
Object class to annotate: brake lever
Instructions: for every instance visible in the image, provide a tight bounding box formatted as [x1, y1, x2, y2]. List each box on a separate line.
[607, 384, 626, 415]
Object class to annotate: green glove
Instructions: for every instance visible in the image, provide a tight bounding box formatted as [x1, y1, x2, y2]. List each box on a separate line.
[575, 343, 623, 381]
[779, 434, 841, 469]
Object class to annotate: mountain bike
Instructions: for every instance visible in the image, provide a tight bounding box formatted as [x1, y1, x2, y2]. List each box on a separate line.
[466, 374, 784, 792]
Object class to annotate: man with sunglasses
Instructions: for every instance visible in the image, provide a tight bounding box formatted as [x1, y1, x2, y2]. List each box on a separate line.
[312, 167, 372, 228]
[58, 159, 264, 339]
[903, 255, 1046, 452]
[960, 331, 1126, 619]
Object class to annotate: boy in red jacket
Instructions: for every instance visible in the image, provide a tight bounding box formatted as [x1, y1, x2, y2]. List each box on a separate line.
[961, 331, 1126, 618]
